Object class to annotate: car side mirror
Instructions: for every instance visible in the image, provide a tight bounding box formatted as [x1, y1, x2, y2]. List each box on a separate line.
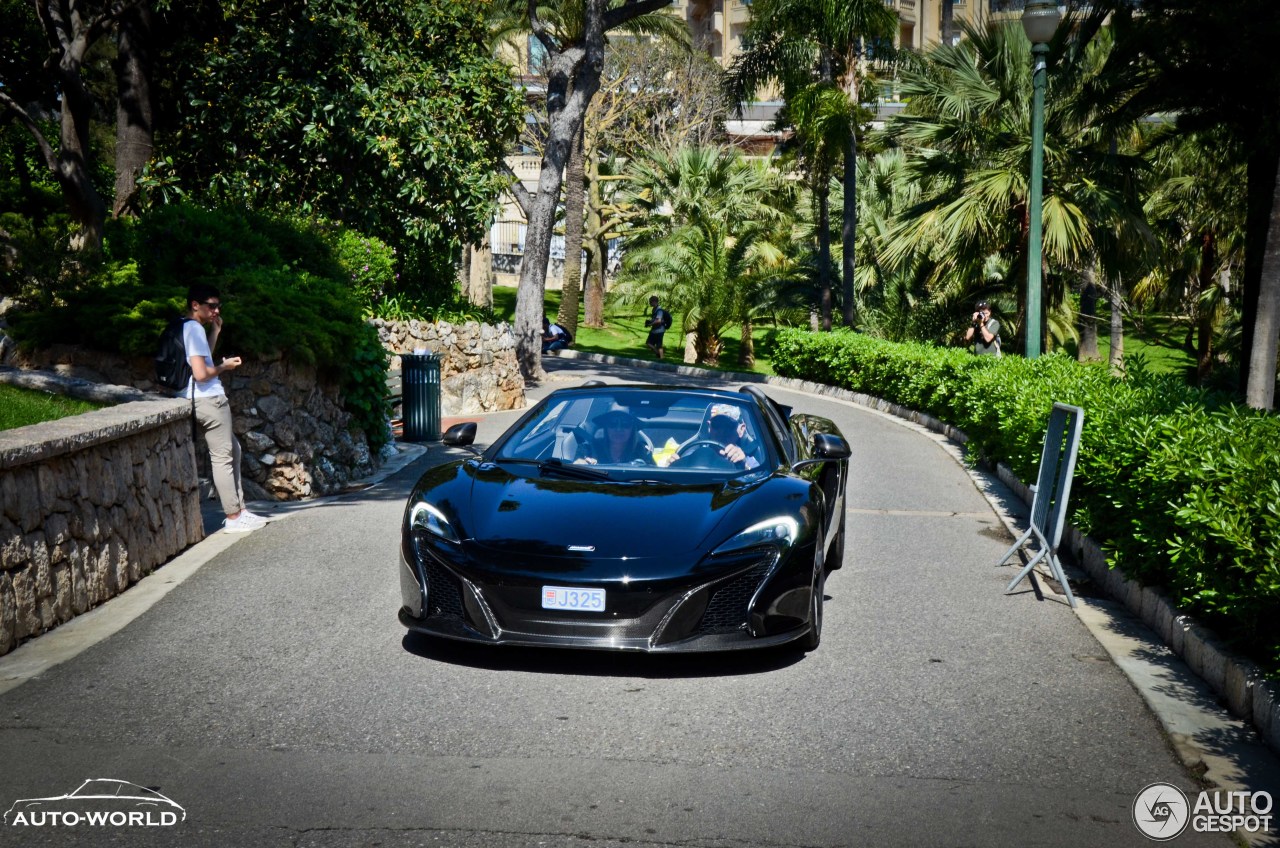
[442, 422, 477, 447]
[811, 433, 851, 460]
[790, 433, 851, 472]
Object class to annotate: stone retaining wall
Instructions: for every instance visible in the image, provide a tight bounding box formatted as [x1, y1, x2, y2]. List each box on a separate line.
[5, 346, 379, 501]
[0, 374, 202, 656]
[370, 318, 525, 413]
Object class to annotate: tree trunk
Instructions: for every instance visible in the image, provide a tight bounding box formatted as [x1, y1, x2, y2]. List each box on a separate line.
[739, 318, 755, 368]
[841, 133, 857, 329]
[1077, 262, 1100, 362]
[515, 43, 595, 380]
[583, 157, 606, 327]
[556, 124, 586, 336]
[1246, 157, 1280, 409]
[1195, 233, 1216, 383]
[514, 0, 670, 379]
[942, 0, 955, 46]
[816, 179, 833, 331]
[43, 3, 108, 252]
[473, 242, 493, 309]
[112, 2, 154, 219]
[1108, 279, 1125, 373]
[683, 326, 697, 363]
[1239, 142, 1280, 395]
[458, 246, 473, 301]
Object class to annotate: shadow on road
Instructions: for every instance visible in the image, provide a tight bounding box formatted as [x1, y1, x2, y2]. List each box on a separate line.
[400, 632, 806, 678]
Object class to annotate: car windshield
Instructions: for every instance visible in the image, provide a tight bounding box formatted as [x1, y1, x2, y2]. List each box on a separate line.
[493, 389, 774, 480]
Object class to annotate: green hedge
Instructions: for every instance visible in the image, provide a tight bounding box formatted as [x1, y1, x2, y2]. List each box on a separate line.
[772, 328, 1280, 674]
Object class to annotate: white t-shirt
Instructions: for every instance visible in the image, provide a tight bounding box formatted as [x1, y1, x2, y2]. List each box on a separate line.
[182, 320, 225, 399]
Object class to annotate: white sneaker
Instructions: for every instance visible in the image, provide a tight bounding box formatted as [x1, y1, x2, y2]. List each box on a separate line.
[223, 513, 261, 533]
[240, 509, 270, 527]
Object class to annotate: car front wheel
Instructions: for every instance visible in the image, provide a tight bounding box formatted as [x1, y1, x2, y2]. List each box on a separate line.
[801, 527, 826, 651]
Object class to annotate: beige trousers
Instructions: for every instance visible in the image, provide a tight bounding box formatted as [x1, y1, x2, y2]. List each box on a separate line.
[194, 395, 244, 516]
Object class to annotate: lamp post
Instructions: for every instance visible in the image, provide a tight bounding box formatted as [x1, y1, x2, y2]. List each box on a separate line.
[1021, 1, 1060, 360]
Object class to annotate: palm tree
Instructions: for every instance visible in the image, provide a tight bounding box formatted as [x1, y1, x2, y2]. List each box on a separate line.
[875, 16, 1151, 354]
[725, 0, 896, 331]
[1094, 0, 1280, 407]
[1135, 129, 1246, 382]
[612, 146, 792, 365]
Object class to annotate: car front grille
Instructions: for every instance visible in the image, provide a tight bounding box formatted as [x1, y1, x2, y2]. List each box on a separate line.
[695, 556, 774, 634]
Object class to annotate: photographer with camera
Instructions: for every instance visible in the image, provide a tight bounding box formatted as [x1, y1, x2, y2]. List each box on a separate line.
[965, 300, 1001, 356]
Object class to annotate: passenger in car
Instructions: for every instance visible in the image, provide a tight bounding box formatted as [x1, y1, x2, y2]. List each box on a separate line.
[575, 408, 654, 466]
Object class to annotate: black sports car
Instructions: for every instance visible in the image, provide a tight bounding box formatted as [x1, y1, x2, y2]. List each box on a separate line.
[398, 383, 850, 652]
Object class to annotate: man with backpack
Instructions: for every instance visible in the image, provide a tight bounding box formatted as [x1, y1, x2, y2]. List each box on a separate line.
[171, 284, 266, 533]
[644, 295, 672, 360]
[542, 315, 572, 353]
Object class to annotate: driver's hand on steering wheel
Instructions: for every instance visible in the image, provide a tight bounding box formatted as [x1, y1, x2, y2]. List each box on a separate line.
[720, 443, 747, 464]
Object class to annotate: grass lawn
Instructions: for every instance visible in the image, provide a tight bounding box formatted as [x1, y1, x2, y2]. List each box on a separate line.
[1061, 309, 1197, 377]
[493, 286, 776, 376]
[0, 384, 103, 432]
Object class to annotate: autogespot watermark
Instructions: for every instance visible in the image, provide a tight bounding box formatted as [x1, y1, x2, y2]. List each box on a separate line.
[1133, 782, 1273, 841]
[4, 779, 185, 828]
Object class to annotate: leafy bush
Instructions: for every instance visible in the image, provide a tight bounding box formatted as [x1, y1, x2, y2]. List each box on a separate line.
[772, 328, 1280, 674]
[331, 230, 398, 309]
[6, 203, 390, 451]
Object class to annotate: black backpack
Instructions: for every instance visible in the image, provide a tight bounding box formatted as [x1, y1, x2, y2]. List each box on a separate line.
[660, 309, 673, 329]
[155, 317, 193, 392]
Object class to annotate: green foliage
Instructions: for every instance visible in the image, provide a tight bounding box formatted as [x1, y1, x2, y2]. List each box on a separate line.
[5, 204, 389, 447]
[771, 328, 1280, 673]
[341, 323, 392, 453]
[332, 230, 397, 308]
[165, 0, 524, 285]
[0, 385, 104, 431]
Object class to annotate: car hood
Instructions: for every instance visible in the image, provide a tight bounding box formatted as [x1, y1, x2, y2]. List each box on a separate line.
[460, 462, 764, 558]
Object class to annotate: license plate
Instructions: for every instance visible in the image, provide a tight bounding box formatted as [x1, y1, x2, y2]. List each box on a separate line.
[541, 586, 605, 612]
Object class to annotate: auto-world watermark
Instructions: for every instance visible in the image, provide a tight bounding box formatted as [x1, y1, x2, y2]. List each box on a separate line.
[4, 779, 185, 828]
[1133, 782, 1272, 841]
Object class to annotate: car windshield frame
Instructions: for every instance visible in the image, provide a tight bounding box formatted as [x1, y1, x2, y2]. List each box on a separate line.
[489, 387, 778, 481]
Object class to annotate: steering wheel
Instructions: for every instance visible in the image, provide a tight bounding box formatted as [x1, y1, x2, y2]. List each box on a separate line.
[674, 439, 738, 468]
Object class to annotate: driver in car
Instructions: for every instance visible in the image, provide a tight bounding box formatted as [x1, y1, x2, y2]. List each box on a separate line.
[679, 404, 761, 469]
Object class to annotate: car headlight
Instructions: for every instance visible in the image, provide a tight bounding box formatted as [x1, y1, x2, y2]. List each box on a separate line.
[409, 501, 460, 544]
[712, 516, 799, 555]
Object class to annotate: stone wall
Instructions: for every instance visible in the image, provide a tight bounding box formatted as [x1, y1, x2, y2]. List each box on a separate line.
[0, 317, 523, 504]
[370, 319, 525, 414]
[0, 374, 203, 656]
[6, 346, 379, 501]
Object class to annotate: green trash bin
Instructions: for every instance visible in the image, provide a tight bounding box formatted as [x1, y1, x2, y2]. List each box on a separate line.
[401, 352, 441, 442]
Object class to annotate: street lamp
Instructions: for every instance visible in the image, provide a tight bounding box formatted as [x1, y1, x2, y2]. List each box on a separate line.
[1021, 1, 1060, 360]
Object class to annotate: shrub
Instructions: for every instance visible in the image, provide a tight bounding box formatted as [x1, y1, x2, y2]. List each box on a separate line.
[772, 328, 1280, 674]
[5, 203, 390, 451]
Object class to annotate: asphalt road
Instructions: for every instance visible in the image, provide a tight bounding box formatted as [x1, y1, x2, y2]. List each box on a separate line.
[0, 357, 1239, 847]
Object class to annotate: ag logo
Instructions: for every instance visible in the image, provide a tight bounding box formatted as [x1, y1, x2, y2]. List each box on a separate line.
[1133, 782, 1190, 841]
